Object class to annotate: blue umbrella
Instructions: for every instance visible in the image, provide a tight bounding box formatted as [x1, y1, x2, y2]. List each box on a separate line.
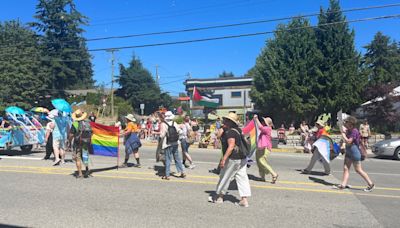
[51, 99, 72, 113]
[5, 106, 26, 115]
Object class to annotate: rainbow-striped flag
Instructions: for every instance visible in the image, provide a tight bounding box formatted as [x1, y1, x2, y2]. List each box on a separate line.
[90, 122, 120, 157]
[242, 119, 259, 158]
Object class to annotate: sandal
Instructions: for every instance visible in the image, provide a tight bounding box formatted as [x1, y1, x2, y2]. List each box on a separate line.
[333, 184, 345, 190]
[271, 174, 279, 184]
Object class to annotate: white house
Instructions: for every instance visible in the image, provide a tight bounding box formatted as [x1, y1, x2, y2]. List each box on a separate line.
[184, 77, 254, 119]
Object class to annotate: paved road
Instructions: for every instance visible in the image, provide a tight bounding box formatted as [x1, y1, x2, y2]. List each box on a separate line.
[0, 145, 399, 228]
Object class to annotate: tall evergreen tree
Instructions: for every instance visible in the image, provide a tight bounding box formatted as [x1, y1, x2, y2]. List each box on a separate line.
[316, 0, 364, 122]
[250, 17, 323, 124]
[117, 56, 171, 114]
[31, 0, 93, 92]
[361, 32, 400, 132]
[363, 32, 400, 85]
[0, 21, 47, 109]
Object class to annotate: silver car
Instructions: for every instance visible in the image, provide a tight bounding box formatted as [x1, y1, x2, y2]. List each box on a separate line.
[372, 138, 400, 160]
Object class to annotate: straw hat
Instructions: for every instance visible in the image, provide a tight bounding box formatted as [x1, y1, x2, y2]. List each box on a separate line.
[263, 117, 274, 127]
[125, 114, 136, 122]
[72, 109, 87, 121]
[222, 112, 239, 126]
[165, 111, 175, 120]
[316, 120, 325, 127]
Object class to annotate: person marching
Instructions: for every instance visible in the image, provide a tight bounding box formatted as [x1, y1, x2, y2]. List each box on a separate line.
[43, 114, 54, 160]
[69, 109, 92, 178]
[121, 114, 142, 168]
[181, 115, 196, 169]
[160, 111, 185, 180]
[253, 115, 279, 184]
[335, 116, 375, 192]
[210, 112, 251, 207]
[301, 120, 331, 175]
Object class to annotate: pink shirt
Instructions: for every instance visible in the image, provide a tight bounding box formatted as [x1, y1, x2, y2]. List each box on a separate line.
[257, 125, 272, 150]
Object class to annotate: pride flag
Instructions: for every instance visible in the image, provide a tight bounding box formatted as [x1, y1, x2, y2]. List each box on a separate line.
[242, 119, 259, 158]
[90, 122, 120, 157]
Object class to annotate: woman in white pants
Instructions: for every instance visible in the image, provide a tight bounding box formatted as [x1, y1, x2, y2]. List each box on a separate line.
[210, 112, 251, 207]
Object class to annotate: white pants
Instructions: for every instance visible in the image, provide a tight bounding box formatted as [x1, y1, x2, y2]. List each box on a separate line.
[216, 159, 251, 197]
[305, 149, 331, 174]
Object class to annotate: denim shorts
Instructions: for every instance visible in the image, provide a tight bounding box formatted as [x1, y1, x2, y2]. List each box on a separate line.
[345, 144, 361, 162]
[181, 139, 190, 153]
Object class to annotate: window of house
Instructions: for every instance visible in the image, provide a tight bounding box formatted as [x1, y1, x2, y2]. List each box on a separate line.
[231, 91, 242, 98]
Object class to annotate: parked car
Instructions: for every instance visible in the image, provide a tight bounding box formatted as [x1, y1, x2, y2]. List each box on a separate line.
[372, 138, 400, 160]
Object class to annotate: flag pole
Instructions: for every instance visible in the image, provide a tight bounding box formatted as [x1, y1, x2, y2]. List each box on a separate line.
[117, 128, 120, 170]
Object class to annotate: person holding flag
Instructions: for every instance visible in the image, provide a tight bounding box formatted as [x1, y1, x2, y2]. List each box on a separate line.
[253, 115, 278, 184]
[121, 114, 142, 168]
[69, 109, 92, 178]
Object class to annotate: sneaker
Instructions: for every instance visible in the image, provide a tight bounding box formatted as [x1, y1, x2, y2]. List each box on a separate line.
[134, 163, 141, 168]
[208, 196, 223, 204]
[119, 163, 128, 168]
[364, 184, 375, 192]
[188, 164, 196, 169]
[184, 164, 190, 168]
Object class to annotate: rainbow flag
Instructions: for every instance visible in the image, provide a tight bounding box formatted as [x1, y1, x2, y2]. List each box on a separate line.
[242, 119, 259, 158]
[90, 122, 120, 157]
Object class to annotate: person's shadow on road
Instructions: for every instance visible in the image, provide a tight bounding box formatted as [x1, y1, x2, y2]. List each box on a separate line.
[70, 166, 119, 178]
[308, 176, 335, 186]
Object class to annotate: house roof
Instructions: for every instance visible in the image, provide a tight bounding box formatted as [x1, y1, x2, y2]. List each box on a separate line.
[361, 86, 400, 106]
[185, 76, 253, 85]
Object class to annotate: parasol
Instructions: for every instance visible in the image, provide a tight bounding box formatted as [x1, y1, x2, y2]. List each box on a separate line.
[31, 107, 50, 113]
[51, 99, 72, 113]
[5, 106, 25, 115]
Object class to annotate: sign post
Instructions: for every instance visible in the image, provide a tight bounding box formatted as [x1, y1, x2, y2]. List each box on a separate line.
[140, 104, 145, 115]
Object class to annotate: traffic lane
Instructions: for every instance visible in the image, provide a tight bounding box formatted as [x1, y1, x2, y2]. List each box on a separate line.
[0, 170, 382, 228]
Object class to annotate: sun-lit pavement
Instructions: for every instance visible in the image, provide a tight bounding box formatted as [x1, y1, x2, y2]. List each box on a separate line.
[1, 145, 399, 228]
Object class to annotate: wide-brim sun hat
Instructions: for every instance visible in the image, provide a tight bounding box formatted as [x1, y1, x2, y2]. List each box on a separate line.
[222, 112, 239, 126]
[72, 109, 88, 121]
[125, 114, 136, 122]
[164, 111, 175, 120]
[316, 120, 325, 127]
[263, 117, 274, 127]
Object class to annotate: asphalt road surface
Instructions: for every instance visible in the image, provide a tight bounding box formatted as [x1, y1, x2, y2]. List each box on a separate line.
[0, 145, 399, 228]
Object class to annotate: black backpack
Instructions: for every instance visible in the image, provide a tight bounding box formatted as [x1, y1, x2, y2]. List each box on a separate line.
[231, 128, 251, 158]
[165, 121, 179, 144]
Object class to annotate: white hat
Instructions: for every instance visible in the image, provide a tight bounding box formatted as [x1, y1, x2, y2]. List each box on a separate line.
[47, 109, 59, 120]
[125, 114, 136, 122]
[165, 111, 175, 120]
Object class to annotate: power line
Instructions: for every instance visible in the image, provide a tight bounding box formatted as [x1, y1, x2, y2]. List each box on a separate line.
[0, 13, 399, 58]
[0, 2, 399, 51]
[88, 14, 400, 52]
[88, 0, 273, 26]
[86, 3, 400, 42]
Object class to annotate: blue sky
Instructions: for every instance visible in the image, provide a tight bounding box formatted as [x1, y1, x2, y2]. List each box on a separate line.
[1, 0, 400, 96]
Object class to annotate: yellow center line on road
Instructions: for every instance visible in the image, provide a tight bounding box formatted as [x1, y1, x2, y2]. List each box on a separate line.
[1, 165, 400, 192]
[1, 168, 400, 200]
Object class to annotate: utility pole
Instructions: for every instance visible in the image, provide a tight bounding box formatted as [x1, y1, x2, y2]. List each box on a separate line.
[155, 65, 159, 85]
[107, 49, 118, 118]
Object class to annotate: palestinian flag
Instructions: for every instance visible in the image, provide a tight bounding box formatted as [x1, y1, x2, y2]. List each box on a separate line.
[192, 86, 219, 108]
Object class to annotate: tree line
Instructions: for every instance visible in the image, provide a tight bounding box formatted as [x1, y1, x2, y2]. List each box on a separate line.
[249, 0, 400, 131]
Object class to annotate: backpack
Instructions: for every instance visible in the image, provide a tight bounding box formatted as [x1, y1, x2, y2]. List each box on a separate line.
[231, 128, 251, 158]
[78, 120, 92, 143]
[165, 121, 179, 144]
